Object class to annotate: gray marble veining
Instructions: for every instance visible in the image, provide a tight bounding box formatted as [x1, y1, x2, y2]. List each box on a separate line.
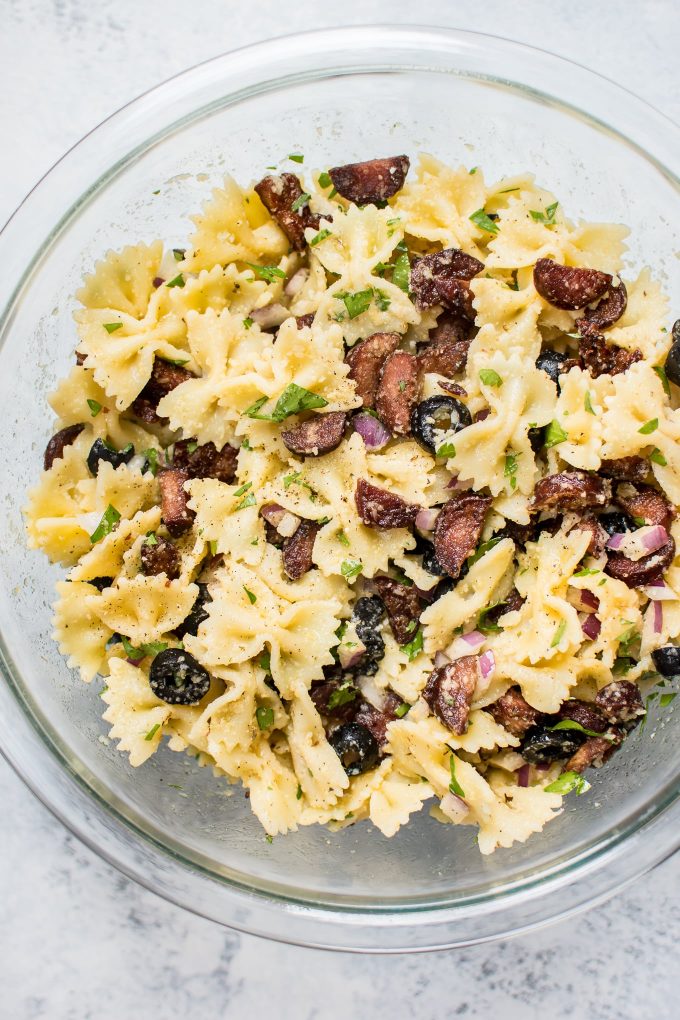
[1, 1, 679, 1016]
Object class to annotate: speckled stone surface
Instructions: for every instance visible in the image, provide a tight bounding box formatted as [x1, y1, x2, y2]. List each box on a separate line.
[2, 1, 680, 1016]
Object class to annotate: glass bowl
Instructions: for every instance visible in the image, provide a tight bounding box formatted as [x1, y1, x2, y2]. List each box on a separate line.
[1, 25, 680, 953]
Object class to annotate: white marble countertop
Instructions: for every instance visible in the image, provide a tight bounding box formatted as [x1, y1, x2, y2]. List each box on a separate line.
[2, 1, 679, 1016]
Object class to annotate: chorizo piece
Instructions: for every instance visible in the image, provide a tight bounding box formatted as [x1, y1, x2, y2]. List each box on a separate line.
[159, 468, 194, 537]
[281, 412, 348, 457]
[530, 472, 611, 513]
[433, 493, 492, 579]
[533, 258, 611, 310]
[372, 576, 421, 645]
[328, 155, 410, 205]
[374, 350, 419, 434]
[422, 656, 478, 734]
[254, 172, 320, 251]
[355, 479, 420, 529]
[345, 332, 401, 408]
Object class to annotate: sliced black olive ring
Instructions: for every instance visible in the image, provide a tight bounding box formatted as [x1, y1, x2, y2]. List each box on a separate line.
[410, 396, 471, 455]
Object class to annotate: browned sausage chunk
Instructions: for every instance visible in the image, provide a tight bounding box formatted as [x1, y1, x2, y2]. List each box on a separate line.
[410, 249, 484, 314]
[599, 457, 649, 484]
[433, 493, 491, 579]
[533, 258, 612, 310]
[578, 280, 628, 331]
[417, 334, 471, 377]
[295, 313, 315, 330]
[531, 472, 612, 513]
[574, 513, 608, 557]
[282, 519, 319, 580]
[594, 680, 645, 724]
[345, 331, 401, 408]
[130, 357, 194, 424]
[328, 155, 410, 205]
[564, 735, 617, 774]
[422, 656, 478, 734]
[578, 327, 642, 378]
[488, 687, 540, 738]
[173, 440, 238, 484]
[354, 479, 420, 529]
[354, 693, 402, 746]
[614, 483, 674, 530]
[140, 535, 181, 579]
[310, 678, 359, 725]
[375, 350, 419, 434]
[605, 536, 675, 588]
[254, 173, 320, 251]
[159, 468, 194, 537]
[557, 698, 608, 733]
[281, 411, 347, 457]
[44, 423, 85, 471]
[372, 576, 421, 645]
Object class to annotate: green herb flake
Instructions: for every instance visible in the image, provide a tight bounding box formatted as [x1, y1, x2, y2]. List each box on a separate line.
[243, 383, 329, 422]
[398, 380, 406, 392]
[391, 245, 410, 293]
[400, 628, 423, 661]
[550, 619, 567, 648]
[310, 228, 332, 246]
[144, 723, 161, 742]
[550, 719, 605, 738]
[469, 166, 478, 175]
[654, 365, 671, 397]
[374, 289, 391, 312]
[243, 317, 254, 329]
[186, 441, 198, 454]
[336, 530, 350, 547]
[341, 559, 363, 580]
[328, 679, 358, 710]
[258, 650, 271, 672]
[650, 448, 667, 466]
[584, 391, 596, 415]
[504, 452, 519, 490]
[338, 289, 373, 320]
[318, 171, 332, 189]
[395, 702, 410, 718]
[573, 567, 600, 578]
[639, 418, 659, 435]
[288, 153, 304, 163]
[87, 398, 102, 417]
[208, 540, 218, 556]
[243, 586, 257, 604]
[103, 322, 123, 334]
[467, 536, 503, 567]
[166, 274, 185, 289]
[448, 754, 466, 798]
[477, 603, 503, 635]
[89, 504, 121, 544]
[296, 784, 303, 800]
[436, 441, 456, 459]
[233, 481, 252, 497]
[544, 419, 568, 448]
[235, 492, 257, 511]
[145, 532, 158, 547]
[469, 208, 499, 235]
[529, 201, 559, 225]
[161, 357, 190, 367]
[246, 262, 286, 283]
[291, 192, 311, 212]
[660, 692, 677, 707]
[265, 834, 273, 844]
[256, 705, 275, 731]
[480, 368, 503, 388]
[172, 248, 185, 262]
[545, 770, 591, 796]
[142, 448, 159, 476]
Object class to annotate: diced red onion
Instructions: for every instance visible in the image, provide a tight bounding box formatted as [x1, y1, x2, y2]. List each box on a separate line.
[250, 303, 290, 329]
[261, 503, 286, 526]
[475, 408, 491, 422]
[414, 584, 439, 603]
[479, 650, 496, 679]
[126, 656, 144, 667]
[567, 588, 600, 613]
[284, 267, 309, 297]
[642, 525, 669, 554]
[440, 791, 470, 823]
[434, 650, 451, 668]
[338, 640, 367, 670]
[260, 503, 301, 537]
[461, 630, 485, 649]
[581, 614, 601, 640]
[353, 412, 391, 450]
[535, 762, 550, 772]
[606, 532, 626, 550]
[415, 508, 439, 532]
[653, 599, 664, 634]
[448, 475, 474, 490]
[152, 276, 164, 288]
[517, 763, 531, 788]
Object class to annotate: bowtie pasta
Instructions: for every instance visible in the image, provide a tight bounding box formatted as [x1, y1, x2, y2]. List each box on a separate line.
[25, 152, 680, 853]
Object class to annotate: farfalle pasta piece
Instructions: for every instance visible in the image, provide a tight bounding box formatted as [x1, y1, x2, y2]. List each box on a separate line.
[308, 204, 419, 343]
[372, 632, 433, 703]
[422, 538, 515, 654]
[186, 477, 264, 567]
[70, 507, 162, 582]
[368, 769, 435, 838]
[183, 176, 288, 272]
[286, 684, 349, 809]
[606, 268, 670, 363]
[77, 241, 165, 318]
[52, 580, 115, 682]
[470, 770, 563, 855]
[101, 658, 175, 765]
[89, 575, 199, 644]
[553, 367, 612, 470]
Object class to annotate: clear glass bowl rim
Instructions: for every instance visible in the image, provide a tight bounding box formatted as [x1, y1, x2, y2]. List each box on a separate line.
[1, 24, 680, 952]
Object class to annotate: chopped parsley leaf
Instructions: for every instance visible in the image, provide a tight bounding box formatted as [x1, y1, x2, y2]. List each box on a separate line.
[245, 262, 286, 283]
[395, 702, 410, 718]
[469, 208, 499, 235]
[291, 191, 311, 212]
[328, 679, 358, 710]
[436, 441, 456, 458]
[243, 317, 254, 329]
[144, 723, 161, 742]
[374, 288, 391, 311]
[336, 530, 350, 547]
[550, 719, 606, 739]
[337, 289, 373, 319]
[584, 391, 596, 415]
[448, 754, 466, 798]
[166, 274, 185, 288]
[341, 559, 363, 580]
[544, 419, 568, 448]
[545, 771, 591, 796]
[550, 619, 567, 648]
[243, 586, 257, 604]
[235, 491, 257, 511]
[89, 504, 121, 544]
[318, 171, 332, 189]
[103, 322, 123, 334]
[480, 368, 503, 387]
[477, 602, 503, 634]
[208, 540, 218, 556]
[186, 441, 198, 454]
[172, 248, 185, 261]
[467, 536, 503, 566]
[296, 784, 303, 800]
[233, 481, 252, 497]
[243, 383, 329, 422]
[288, 153, 304, 163]
[400, 628, 423, 661]
[650, 448, 667, 466]
[660, 692, 677, 707]
[256, 705, 275, 730]
[391, 243, 410, 293]
[573, 567, 600, 577]
[529, 201, 559, 225]
[654, 365, 671, 397]
[310, 228, 332, 246]
[638, 418, 659, 434]
[142, 448, 159, 476]
[145, 532, 158, 547]
[258, 650, 271, 672]
[504, 452, 519, 490]
[87, 399, 102, 417]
